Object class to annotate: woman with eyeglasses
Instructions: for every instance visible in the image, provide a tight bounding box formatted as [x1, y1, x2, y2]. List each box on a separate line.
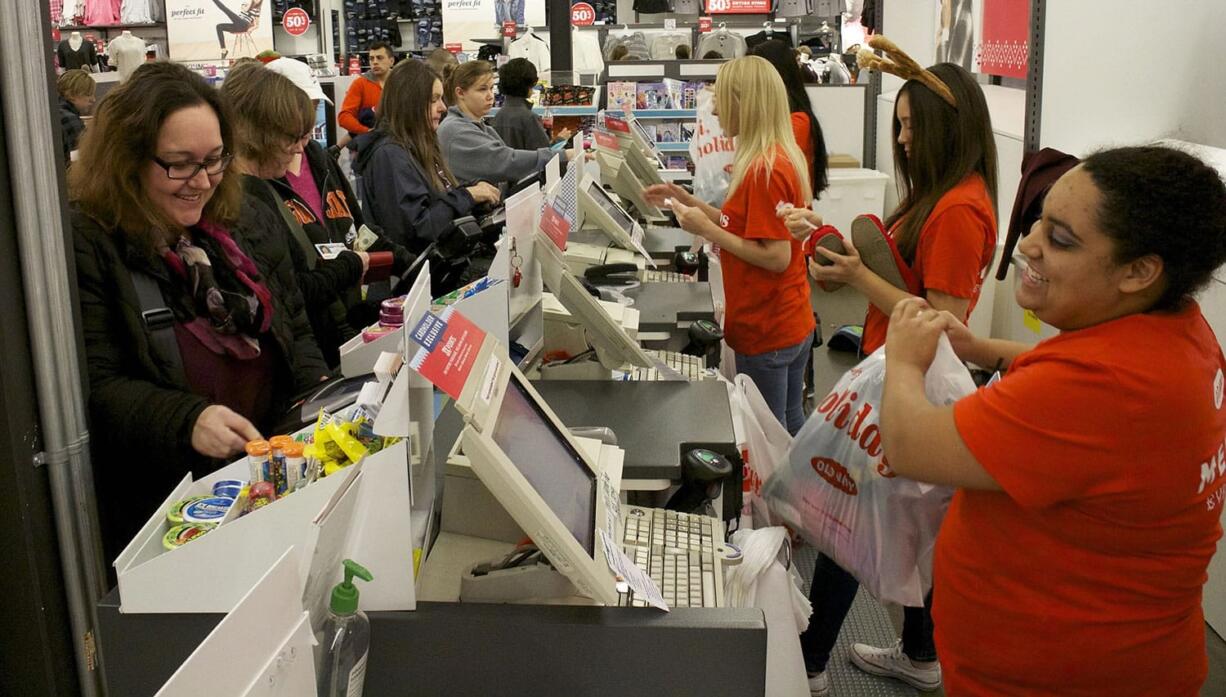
[69, 61, 328, 564]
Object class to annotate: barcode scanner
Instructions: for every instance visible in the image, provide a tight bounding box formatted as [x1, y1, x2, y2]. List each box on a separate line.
[683, 319, 724, 369]
[666, 449, 734, 515]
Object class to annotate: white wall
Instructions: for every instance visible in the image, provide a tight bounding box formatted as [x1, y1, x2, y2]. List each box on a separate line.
[1041, 0, 1226, 155]
[880, 0, 938, 93]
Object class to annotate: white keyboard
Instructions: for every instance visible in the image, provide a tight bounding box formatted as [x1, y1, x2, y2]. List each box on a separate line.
[618, 506, 725, 608]
[633, 349, 710, 381]
[641, 269, 696, 283]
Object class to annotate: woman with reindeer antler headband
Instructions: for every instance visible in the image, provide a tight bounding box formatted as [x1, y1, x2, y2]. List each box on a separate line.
[780, 35, 998, 695]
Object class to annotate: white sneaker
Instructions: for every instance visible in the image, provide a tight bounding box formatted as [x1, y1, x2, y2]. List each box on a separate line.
[807, 671, 830, 696]
[849, 641, 942, 691]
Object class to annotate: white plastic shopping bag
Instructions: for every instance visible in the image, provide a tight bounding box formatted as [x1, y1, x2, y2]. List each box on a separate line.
[728, 374, 792, 529]
[761, 337, 976, 606]
[689, 87, 735, 206]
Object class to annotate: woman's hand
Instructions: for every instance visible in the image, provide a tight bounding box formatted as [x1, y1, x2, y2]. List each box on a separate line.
[778, 206, 823, 241]
[466, 182, 501, 205]
[937, 311, 981, 364]
[191, 405, 261, 459]
[668, 199, 712, 238]
[886, 297, 945, 372]
[354, 251, 370, 273]
[553, 127, 574, 143]
[643, 182, 696, 209]
[808, 228, 865, 286]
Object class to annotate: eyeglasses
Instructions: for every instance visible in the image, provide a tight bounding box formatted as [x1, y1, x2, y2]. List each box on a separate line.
[151, 153, 233, 180]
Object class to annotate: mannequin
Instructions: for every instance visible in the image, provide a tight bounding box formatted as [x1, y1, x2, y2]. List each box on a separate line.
[107, 30, 147, 82]
[57, 32, 98, 72]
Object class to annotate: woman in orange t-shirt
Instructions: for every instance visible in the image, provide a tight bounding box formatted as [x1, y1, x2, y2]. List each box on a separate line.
[882, 145, 1226, 696]
[781, 62, 998, 695]
[644, 55, 815, 435]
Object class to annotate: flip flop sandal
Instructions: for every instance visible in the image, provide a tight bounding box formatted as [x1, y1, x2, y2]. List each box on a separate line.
[849, 214, 920, 294]
[802, 225, 848, 292]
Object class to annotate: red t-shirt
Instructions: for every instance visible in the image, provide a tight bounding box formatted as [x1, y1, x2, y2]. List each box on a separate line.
[790, 111, 815, 184]
[861, 175, 996, 353]
[718, 148, 815, 355]
[939, 303, 1226, 696]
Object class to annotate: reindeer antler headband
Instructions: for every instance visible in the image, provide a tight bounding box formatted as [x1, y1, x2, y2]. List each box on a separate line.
[856, 35, 957, 109]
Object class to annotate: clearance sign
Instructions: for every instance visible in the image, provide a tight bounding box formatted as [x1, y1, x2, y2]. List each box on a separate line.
[705, 0, 770, 12]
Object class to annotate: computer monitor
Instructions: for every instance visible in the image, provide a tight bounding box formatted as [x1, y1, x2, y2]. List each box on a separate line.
[457, 359, 621, 605]
[628, 116, 666, 167]
[491, 376, 596, 555]
[532, 230, 655, 370]
[577, 177, 647, 256]
[623, 140, 666, 188]
[612, 160, 667, 222]
[315, 82, 338, 148]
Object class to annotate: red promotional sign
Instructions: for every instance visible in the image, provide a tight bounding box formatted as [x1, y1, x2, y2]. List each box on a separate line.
[281, 7, 310, 36]
[539, 205, 571, 251]
[406, 309, 487, 400]
[705, 0, 770, 13]
[444, 42, 463, 54]
[603, 115, 630, 134]
[570, 2, 596, 26]
[698, 16, 712, 33]
[501, 20, 517, 37]
[594, 131, 621, 152]
[348, 56, 360, 75]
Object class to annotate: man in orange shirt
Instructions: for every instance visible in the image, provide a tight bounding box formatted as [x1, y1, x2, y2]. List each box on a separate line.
[338, 41, 394, 137]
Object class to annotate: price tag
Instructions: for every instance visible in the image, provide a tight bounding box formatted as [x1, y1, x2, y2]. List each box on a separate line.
[501, 20, 517, 37]
[664, 18, 676, 29]
[445, 42, 463, 54]
[281, 7, 310, 37]
[570, 1, 596, 27]
[698, 16, 712, 33]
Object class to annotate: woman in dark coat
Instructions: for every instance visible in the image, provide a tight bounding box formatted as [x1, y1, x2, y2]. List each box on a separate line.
[68, 61, 328, 563]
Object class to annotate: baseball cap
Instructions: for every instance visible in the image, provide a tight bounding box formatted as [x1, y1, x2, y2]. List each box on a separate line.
[264, 57, 331, 104]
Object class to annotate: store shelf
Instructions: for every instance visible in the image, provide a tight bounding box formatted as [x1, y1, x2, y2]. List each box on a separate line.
[60, 22, 163, 30]
[486, 104, 600, 117]
[632, 109, 697, 119]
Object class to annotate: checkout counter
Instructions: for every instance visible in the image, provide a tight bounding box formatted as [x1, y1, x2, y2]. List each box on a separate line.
[94, 125, 779, 697]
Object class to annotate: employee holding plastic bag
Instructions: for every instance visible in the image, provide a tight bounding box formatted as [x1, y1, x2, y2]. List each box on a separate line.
[644, 56, 815, 435]
[883, 146, 1226, 697]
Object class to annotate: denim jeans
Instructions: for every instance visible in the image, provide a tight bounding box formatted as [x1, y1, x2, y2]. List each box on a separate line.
[799, 553, 936, 673]
[735, 331, 813, 436]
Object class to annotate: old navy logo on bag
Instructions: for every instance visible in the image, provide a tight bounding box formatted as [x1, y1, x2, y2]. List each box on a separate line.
[814, 387, 895, 479]
[410, 312, 447, 351]
[810, 457, 857, 495]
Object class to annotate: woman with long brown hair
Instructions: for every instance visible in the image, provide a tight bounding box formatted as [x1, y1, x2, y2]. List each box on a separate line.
[69, 61, 327, 563]
[352, 59, 500, 254]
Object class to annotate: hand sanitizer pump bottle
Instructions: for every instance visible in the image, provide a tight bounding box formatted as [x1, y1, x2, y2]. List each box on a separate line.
[318, 559, 373, 697]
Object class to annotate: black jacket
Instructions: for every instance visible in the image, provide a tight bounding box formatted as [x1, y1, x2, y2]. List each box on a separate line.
[58, 96, 85, 162]
[491, 96, 551, 151]
[351, 129, 477, 254]
[243, 174, 364, 368]
[258, 142, 419, 365]
[73, 197, 329, 562]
